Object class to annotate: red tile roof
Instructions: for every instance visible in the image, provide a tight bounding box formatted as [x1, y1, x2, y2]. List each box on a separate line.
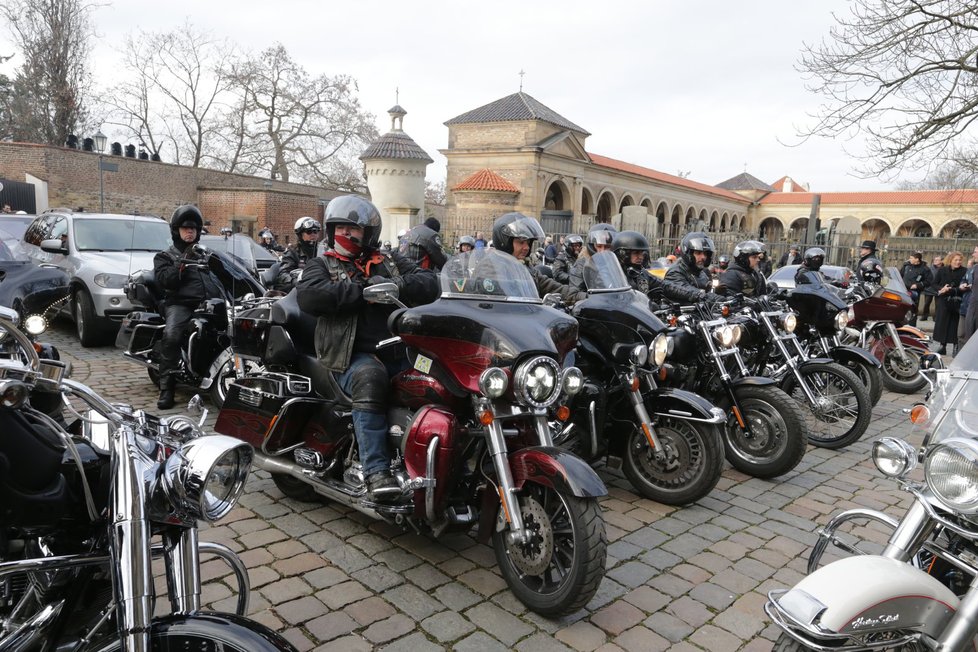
[453, 169, 520, 193]
[759, 189, 978, 205]
[588, 154, 749, 203]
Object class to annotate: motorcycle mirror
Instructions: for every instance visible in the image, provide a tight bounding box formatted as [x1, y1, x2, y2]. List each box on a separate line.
[363, 282, 406, 308]
[187, 394, 209, 426]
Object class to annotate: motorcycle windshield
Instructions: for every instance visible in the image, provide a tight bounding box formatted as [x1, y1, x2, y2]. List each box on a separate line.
[880, 267, 912, 299]
[916, 335, 978, 449]
[439, 249, 541, 303]
[582, 251, 630, 292]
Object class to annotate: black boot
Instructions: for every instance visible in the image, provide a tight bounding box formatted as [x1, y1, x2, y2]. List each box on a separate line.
[157, 375, 176, 410]
[937, 346, 947, 356]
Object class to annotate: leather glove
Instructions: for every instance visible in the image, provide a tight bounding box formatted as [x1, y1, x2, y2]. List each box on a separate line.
[702, 292, 722, 305]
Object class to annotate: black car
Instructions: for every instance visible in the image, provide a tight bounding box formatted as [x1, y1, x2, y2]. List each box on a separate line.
[0, 225, 70, 320]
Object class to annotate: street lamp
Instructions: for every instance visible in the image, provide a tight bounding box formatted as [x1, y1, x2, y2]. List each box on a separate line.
[94, 130, 107, 212]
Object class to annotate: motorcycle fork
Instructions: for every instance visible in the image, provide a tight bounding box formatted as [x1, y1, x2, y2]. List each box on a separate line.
[619, 369, 666, 459]
[699, 320, 754, 438]
[884, 322, 912, 361]
[759, 311, 818, 405]
[478, 400, 529, 545]
[162, 527, 200, 614]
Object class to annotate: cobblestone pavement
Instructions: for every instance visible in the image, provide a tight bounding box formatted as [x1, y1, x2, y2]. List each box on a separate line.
[47, 320, 922, 651]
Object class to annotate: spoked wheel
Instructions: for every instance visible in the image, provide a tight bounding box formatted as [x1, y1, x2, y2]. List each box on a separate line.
[781, 362, 871, 449]
[724, 385, 807, 478]
[844, 359, 883, 406]
[773, 631, 925, 651]
[877, 342, 927, 393]
[210, 349, 263, 408]
[622, 416, 723, 505]
[492, 481, 606, 617]
[91, 613, 296, 652]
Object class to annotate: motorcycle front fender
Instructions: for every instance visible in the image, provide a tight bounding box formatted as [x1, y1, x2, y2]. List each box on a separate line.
[729, 375, 777, 388]
[828, 344, 882, 369]
[898, 324, 930, 342]
[96, 613, 298, 651]
[871, 333, 930, 359]
[647, 387, 723, 423]
[768, 555, 958, 642]
[797, 357, 835, 372]
[509, 446, 606, 498]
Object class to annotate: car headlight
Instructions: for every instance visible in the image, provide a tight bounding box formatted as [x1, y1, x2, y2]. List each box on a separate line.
[163, 435, 253, 522]
[713, 325, 736, 348]
[652, 333, 674, 366]
[561, 367, 584, 395]
[24, 315, 47, 336]
[872, 437, 917, 478]
[479, 367, 509, 399]
[629, 344, 649, 367]
[781, 313, 797, 333]
[94, 273, 129, 289]
[513, 355, 560, 407]
[925, 438, 978, 513]
[834, 311, 848, 333]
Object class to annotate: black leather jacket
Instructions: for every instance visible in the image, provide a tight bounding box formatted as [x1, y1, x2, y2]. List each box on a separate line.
[153, 242, 228, 308]
[718, 262, 766, 298]
[275, 241, 316, 290]
[625, 266, 705, 306]
[552, 251, 577, 284]
[296, 250, 438, 372]
[526, 259, 586, 304]
[664, 258, 710, 292]
[399, 225, 447, 271]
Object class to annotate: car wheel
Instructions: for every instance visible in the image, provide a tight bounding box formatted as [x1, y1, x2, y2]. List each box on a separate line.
[74, 289, 108, 347]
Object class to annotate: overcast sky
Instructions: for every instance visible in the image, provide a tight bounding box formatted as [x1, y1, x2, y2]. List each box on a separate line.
[12, 0, 911, 192]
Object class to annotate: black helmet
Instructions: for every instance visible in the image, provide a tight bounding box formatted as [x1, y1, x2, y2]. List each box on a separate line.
[586, 223, 618, 255]
[612, 230, 650, 267]
[803, 247, 825, 272]
[680, 231, 715, 270]
[858, 257, 883, 284]
[458, 235, 476, 252]
[564, 234, 584, 258]
[294, 216, 321, 239]
[324, 195, 382, 253]
[732, 240, 764, 268]
[491, 212, 546, 255]
[170, 205, 203, 245]
[717, 254, 730, 270]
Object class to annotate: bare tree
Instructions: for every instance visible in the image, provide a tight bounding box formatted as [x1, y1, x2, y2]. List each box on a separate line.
[223, 44, 377, 189]
[896, 159, 978, 189]
[425, 180, 446, 205]
[104, 21, 235, 165]
[799, 0, 978, 176]
[1, 0, 96, 145]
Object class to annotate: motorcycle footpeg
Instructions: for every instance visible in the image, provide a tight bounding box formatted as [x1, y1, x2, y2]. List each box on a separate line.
[447, 504, 477, 525]
[606, 455, 623, 470]
[293, 448, 327, 469]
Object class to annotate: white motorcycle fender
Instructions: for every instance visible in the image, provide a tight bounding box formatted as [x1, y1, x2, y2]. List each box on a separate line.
[777, 555, 959, 636]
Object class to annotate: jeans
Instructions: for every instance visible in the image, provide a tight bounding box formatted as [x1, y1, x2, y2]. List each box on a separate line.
[335, 352, 406, 477]
[160, 304, 194, 380]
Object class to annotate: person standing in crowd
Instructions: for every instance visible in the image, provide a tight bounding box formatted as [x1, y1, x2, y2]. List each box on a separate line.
[932, 250, 967, 356]
[399, 217, 447, 271]
[920, 254, 945, 321]
[1, 204, 12, 214]
[296, 196, 438, 502]
[552, 234, 583, 284]
[153, 205, 231, 409]
[457, 235, 475, 253]
[543, 235, 558, 264]
[274, 217, 321, 291]
[756, 250, 773, 277]
[962, 245, 978, 346]
[778, 244, 802, 268]
[901, 251, 931, 326]
[474, 231, 487, 249]
[718, 240, 767, 298]
[855, 240, 884, 285]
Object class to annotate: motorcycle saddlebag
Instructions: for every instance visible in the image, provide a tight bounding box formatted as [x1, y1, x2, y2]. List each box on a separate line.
[116, 311, 163, 351]
[215, 373, 316, 451]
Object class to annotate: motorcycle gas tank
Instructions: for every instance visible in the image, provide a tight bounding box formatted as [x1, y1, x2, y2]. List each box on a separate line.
[571, 290, 665, 349]
[403, 405, 459, 513]
[852, 290, 913, 325]
[391, 369, 463, 410]
[394, 300, 577, 393]
[788, 285, 846, 333]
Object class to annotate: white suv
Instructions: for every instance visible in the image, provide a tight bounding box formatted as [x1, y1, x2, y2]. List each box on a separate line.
[22, 210, 172, 346]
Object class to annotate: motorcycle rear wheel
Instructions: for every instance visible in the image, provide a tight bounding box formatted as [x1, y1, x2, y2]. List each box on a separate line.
[877, 341, 927, 393]
[781, 362, 871, 449]
[272, 473, 320, 502]
[211, 349, 263, 408]
[622, 416, 723, 505]
[492, 481, 606, 617]
[773, 631, 925, 651]
[724, 385, 807, 478]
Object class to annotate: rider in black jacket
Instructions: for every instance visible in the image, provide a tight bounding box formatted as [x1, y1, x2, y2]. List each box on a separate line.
[153, 205, 230, 410]
[399, 218, 448, 271]
[492, 213, 587, 304]
[275, 217, 321, 291]
[664, 232, 715, 299]
[553, 234, 583, 284]
[612, 231, 711, 307]
[718, 240, 767, 298]
[856, 240, 884, 285]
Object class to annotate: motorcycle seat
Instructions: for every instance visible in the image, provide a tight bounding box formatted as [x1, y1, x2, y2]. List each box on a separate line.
[297, 353, 353, 407]
[270, 289, 317, 356]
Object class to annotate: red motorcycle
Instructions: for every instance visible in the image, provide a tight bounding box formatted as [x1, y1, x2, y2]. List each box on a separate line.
[215, 249, 607, 616]
[843, 267, 931, 393]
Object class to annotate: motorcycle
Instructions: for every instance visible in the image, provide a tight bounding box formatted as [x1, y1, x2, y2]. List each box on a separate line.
[730, 294, 872, 450]
[762, 344, 978, 651]
[553, 251, 726, 506]
[655, 300, 809, 479]
[116, 246, 265, 407]
[845, 267, 932, 394]
[0, 305, 295, 652]
[216, 248, 608, 616]
[780, 272, 884, 406]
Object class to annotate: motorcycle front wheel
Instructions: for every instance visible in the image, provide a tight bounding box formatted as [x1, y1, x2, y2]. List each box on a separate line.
[90, 613, 297, 651]
[781, 362, 871, 449]
[724, 385, 807, 478]
[844, 359, 883, 406]
[492, 481, 606, 617]
[876, 340, 927, 393]
[773, 631, 924, 651]
[622, 415, 723, 505]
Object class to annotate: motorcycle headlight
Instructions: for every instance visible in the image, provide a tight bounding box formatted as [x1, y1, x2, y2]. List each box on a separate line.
[781, 313, 797, 334]
[925, 438, 978, 513]
[561, 367, 584, 396]
[513, 356, 560, 407]
[629, 344, 649, 367]
[24, 315, 47, 336]
[93, 273, 129, 289]
[847, 307, 855, 322]
[713, 325, 736, 348]
[834, 311, 848, 333]
[479, 367, 509, 399]
[872, 437, 917, 478]
[729, 324, 742, 345]
[163, 435, 254, 522]
[652, 333, 674, 366]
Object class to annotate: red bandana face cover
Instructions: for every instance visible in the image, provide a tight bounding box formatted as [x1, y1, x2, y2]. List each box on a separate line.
[333, 233, 363, 259]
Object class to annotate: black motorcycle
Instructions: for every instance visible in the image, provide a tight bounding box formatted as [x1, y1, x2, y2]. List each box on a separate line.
[0, 305, 295, 652]
[555, 251, 726, 506]
[782, 271, 883, 406]
[656, 301, 809, 479]
[116, 247, 265, 407]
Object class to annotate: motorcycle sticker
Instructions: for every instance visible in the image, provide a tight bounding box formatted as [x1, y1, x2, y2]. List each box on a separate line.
[483, 279, 496, 293]
[414, 354, 433, 374]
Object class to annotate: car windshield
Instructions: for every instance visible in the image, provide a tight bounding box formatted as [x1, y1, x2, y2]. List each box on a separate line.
[0, 227, 27, 262]
[73, 218, 171, 252]
[582, 251, 630, 291]
[439, 248, 540, 302]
